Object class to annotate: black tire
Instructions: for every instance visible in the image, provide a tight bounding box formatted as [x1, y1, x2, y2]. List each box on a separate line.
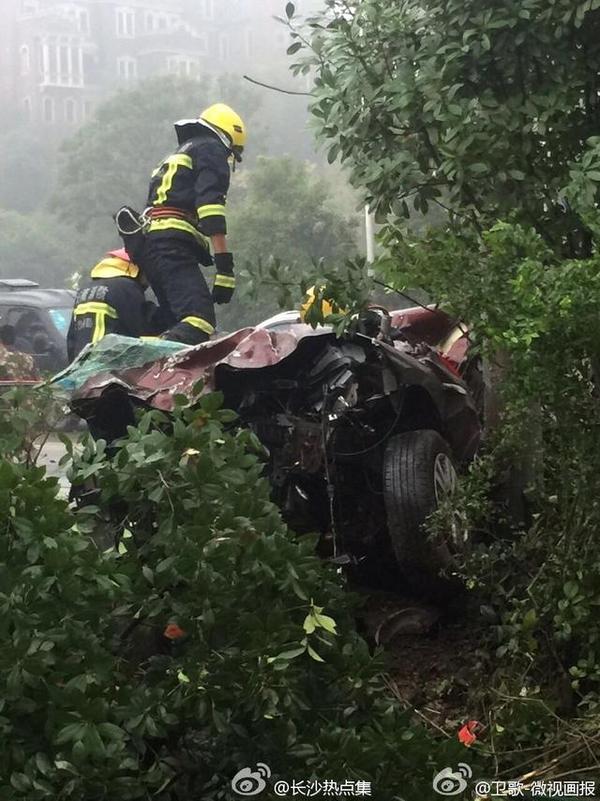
[383, 429, 462, 599]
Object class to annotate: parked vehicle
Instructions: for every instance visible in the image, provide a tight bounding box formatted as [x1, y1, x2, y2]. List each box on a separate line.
[67, 306, 482, 597]
[0, 280, 74, 373]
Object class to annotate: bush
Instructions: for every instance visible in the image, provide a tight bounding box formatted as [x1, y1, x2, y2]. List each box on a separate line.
[0, 388, 467, 799]
[385, 220, 600, 774]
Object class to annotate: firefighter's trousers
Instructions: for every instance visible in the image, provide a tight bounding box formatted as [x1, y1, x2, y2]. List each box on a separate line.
[144, 237, 216, 345]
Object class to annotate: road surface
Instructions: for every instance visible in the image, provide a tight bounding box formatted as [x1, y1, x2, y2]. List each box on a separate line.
[36, 434, 74, 497]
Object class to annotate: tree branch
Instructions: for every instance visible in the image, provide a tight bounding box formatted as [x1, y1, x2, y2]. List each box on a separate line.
[243, 75, 312, 97]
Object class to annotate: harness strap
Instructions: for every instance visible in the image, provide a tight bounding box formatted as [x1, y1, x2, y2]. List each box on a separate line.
[148, 206, 197, 222]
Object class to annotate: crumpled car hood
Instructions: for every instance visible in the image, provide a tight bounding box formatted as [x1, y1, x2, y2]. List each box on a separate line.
[55, 325, 332, 411]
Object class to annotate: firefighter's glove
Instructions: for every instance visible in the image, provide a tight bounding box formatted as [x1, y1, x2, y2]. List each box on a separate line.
[212, 252, 236, 304]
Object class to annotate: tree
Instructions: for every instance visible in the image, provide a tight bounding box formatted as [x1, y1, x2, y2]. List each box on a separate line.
[230, 156, 357, 265]
[281, 0, 600, 778]
[290, 0, 600, 257]
[0, 126, 57, 214]
[0, 210, 84, 285]
[223, 155, 359, 325]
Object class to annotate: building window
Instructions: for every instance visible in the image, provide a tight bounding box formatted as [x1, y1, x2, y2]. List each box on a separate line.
[166, 56, 200, 77]
[117, 56, 137, 80]
[59, 43, 70, 83]
[22, 97, 32, 121]
[158, 15, 166, 30]
[19, 45, 30, 75]
[198, 0, 214, 20]
[43, 96, 55, 123]
[219, 35, 230, 62]
[245, 29, 253, 58]
[35, 38, 43, 77]
[145, 13, 154, 31]
[78, 9, 89, 34]
[196, 32, 208, 55]
[37, 39, 82, 87]
[83, 100, 92, 120]
[47, 38, 58, 82]
[64, 98, 76, 123]
[116, 7, 135, 38]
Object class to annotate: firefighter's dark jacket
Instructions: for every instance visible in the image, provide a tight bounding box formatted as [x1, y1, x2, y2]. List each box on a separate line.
[146, 127, 230, 250]
[67, 276, 155, 361]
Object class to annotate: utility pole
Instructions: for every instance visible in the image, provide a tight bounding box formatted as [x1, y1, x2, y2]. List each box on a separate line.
[365, 205, 375, 264]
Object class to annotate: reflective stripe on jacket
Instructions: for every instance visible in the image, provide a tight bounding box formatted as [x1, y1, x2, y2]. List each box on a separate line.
[66, 276, 151, 361]
[147, 130, 230, 243]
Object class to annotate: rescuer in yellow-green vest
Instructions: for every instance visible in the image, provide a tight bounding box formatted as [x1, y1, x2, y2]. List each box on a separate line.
[67, 248, 159, 360]
[143, 103, 246, 345]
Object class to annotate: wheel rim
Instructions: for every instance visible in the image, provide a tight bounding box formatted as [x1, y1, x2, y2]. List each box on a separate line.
[433, 453, 465, 557]
[433, 453, 457, 504]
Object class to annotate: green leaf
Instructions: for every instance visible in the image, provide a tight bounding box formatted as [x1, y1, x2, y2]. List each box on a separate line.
[34, 753, 52, 777]
[97, 722, 126, 740]
[327, 144, 339, 164]
[269, 646, 307, 663]
[56, 722, 86, 745]
[564, 581, 579, 599]
[10, 773, 32, 791]
[303, 614, 316, 634]
[54, 760, 76, 773]
[212, 707, 228, 733]
[314, 613, 338, 634]
[307, 644, 325, 662]
[291, 578, 308, 600]
[65, 674, 89, 693]
[83, 724, 105, 757]
[286, 1, 295, 18]
[156, 556, 177, 574]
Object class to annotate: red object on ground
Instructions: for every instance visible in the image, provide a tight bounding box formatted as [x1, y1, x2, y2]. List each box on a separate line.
[163, 623, 186, 640]
[458, 720, 480, 746]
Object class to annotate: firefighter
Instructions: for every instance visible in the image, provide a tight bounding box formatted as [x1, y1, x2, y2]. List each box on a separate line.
[299, 285, 336, 324]
[67, 248, 158, 360]
[143, 102, 246, 345]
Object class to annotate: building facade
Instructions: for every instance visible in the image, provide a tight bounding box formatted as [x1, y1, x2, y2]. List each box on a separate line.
[0, 0, 300, 129]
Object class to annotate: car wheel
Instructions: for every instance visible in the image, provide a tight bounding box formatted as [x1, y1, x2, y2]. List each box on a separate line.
[383, 429, 463, 598]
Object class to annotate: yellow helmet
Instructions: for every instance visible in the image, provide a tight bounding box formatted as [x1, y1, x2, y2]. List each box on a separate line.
[91, 249, 139, 279]
[300, 285, 335, 323]
[200, 103, 246, 159]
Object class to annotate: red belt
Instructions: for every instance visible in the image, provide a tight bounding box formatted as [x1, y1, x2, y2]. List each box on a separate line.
[148, 206, 196, 222]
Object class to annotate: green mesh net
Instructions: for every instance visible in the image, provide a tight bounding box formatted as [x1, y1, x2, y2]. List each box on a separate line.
[52, 334, 187, 393]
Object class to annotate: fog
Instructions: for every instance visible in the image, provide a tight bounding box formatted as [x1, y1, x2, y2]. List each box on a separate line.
[0, 0, 360, 288]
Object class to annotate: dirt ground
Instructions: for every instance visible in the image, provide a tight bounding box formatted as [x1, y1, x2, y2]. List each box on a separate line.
[358, 591, 491, 733]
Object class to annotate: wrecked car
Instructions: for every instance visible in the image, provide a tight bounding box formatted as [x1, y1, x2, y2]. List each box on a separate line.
[60, 306, 482, 597]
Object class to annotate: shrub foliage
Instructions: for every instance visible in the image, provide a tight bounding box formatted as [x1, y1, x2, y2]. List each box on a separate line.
[0, 389, 468, 799]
